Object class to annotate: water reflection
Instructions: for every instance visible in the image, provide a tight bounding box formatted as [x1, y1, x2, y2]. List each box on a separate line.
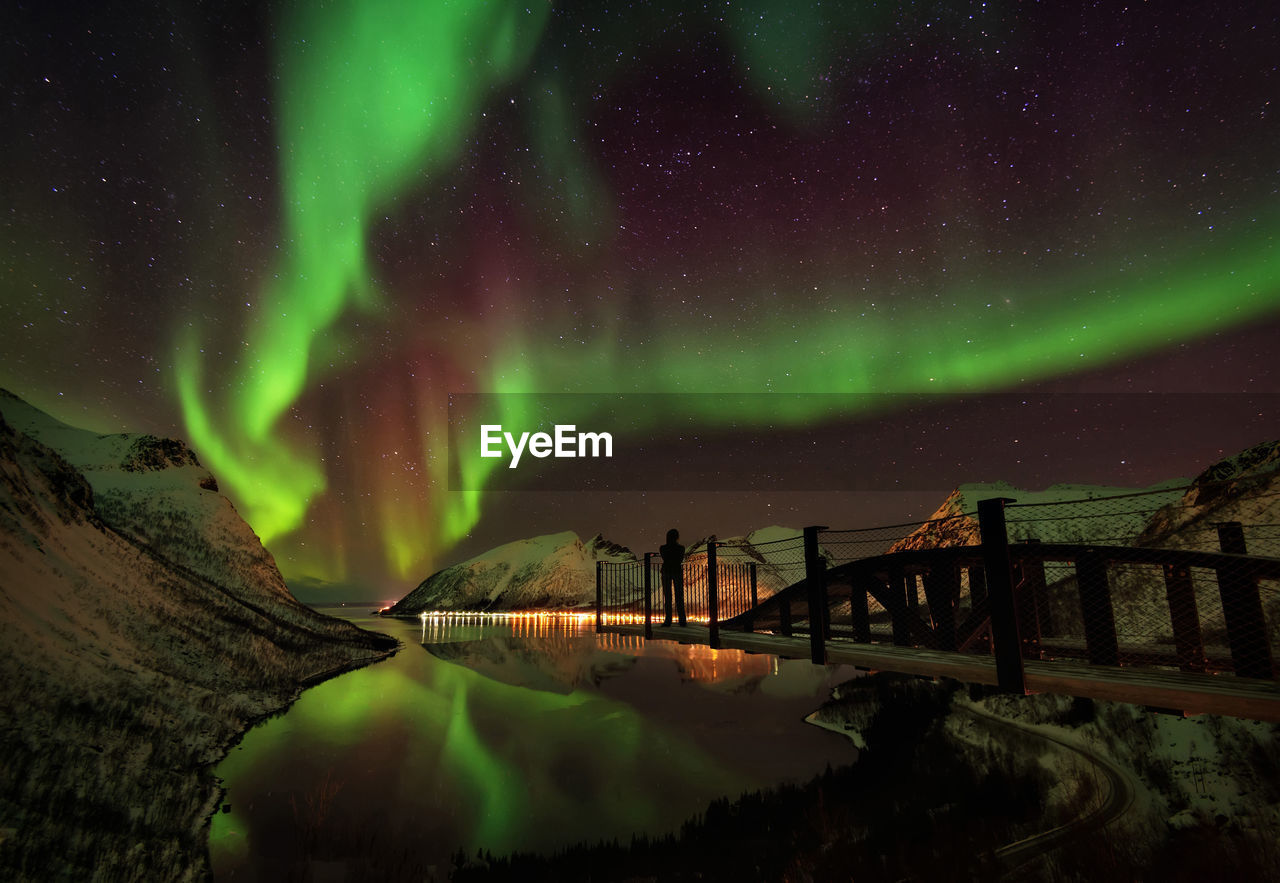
[210, 608, 857, 881]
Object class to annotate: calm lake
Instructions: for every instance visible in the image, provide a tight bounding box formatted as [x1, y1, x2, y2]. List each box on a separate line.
[209, 607, 859, 880]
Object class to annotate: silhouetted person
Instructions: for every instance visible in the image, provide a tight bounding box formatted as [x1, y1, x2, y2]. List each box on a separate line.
[659, 528, 686, 626]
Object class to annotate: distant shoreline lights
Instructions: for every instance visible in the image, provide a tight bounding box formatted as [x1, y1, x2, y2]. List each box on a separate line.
[415, 610, 596, 622]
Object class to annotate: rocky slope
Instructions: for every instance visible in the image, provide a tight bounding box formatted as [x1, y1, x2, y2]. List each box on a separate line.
[888, 479, 1189, 552]
[0, 391, 396, 881]
[1137, 439, 1280, 556]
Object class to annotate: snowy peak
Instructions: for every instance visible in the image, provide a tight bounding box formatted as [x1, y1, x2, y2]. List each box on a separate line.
[390, 525, 815, 615]
[1139, 440, 1280, 551]
[892, 442, 1280, 555]
[389, 530, 639, 613]
[0, 392, 395, 880]
[1192, 439, 1280, 486]
[888, 489, 980, 552]
[0, 411, 97, 538]
[120, 434, 203, 474]
[585, 532, 634, 560]
[690, 526, 808, 595]
[890, 480, 1189, 551]
[0, 388, 292, 603]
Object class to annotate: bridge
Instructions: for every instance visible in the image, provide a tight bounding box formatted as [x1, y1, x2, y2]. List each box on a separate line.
[596, 491, 1280, 722]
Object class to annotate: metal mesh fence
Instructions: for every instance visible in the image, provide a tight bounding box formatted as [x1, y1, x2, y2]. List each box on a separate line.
[821, 516, 973, 563]
[599, 546, 776, 627]
[1002, 485, 1189, 546]
[597, 561, 644, 626]
[1002, 483, 1280, 557]
[814, 515, 981, 642]
[714, 533, 808, 596]
[1005, 545, 1278, 678]
[598, 481, 1280, 682]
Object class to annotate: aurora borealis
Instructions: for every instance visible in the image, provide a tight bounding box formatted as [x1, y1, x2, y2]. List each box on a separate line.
[4, 1, 1278, 595]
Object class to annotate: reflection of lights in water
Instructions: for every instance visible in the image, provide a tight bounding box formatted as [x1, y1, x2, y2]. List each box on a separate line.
[417, 610, 598, 645]
[412, 610, 776, 683]
[417, 610, 597, 622]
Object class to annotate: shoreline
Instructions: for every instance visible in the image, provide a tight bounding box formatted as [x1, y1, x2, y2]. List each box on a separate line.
[198, 626, 401, 873]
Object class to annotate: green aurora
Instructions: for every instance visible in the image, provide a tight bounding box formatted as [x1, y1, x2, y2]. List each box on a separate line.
[6, 1, 1276, 584]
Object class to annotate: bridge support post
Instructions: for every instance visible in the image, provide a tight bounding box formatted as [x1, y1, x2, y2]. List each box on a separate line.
[923, 565, 959, 652]
[1076, 550, 1120, 667]
[968, 565, 987, 606]
[1215, 522, 1274, 679]
[707, 538, 720, 649]
[887, 566, 912, 647]
[804, 526, 829, 664]
[643, 553, 653, 640]
[851, 580, 871, 643]
[596, 561, 603, 633]
[905, 572, 919, 614]
[966, 565, 990, 652]
[1162, 564, 1205, 672]
[977, 498, 1025, 694]
[1015, 540, 1050, 658]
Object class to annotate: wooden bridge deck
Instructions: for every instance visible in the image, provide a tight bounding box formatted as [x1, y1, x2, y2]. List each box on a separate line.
[600, 624, 1280, 722]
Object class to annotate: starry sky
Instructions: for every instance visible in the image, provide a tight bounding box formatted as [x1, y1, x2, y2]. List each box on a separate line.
[4, 0, 1278, 600]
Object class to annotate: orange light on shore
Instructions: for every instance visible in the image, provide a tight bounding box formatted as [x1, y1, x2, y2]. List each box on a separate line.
[415, 610, 596, 622]
[412, 610, 717, 627]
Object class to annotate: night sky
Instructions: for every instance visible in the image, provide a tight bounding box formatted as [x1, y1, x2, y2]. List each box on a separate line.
[4, 1, 1278, 600]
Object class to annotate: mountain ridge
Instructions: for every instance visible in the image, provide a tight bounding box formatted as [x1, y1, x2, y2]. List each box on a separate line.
[0, 390, 396, 881]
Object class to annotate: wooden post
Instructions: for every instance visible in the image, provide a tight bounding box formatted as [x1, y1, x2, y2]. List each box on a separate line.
[643, 553, 653, 640]
[888, 566, 912, 647]
[905, 572, 919, 613]
[851, 580, 871, 643]
[1162, 563, 1205, 672]
[923, 564, 959, 652]
[1076, 550, 1120, 667]
[969, 565, 988, 607]
[595, 561, 603, 633]
[804, 525, 829, 665]
[707, 538, 720, 649]
[1215, 522, 1274, 679]
[743, 563, 758, 633]
[1017, 540, 1050, 657]
[977, 497, 1025, 694]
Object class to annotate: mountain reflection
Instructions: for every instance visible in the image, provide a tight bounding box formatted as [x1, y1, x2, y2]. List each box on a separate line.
[211, 610, 855, 881]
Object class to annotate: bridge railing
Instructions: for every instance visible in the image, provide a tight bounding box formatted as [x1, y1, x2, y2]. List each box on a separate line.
[597, 481, 1280, 689]
[746, 499, 1279, 689]
[595, 543, 770, 645]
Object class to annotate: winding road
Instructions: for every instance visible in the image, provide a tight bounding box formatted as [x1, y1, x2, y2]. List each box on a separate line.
[954, 704, 1137, 872]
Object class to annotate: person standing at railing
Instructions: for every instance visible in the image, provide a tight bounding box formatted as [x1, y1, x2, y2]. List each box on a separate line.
[660, 528, 687, 626]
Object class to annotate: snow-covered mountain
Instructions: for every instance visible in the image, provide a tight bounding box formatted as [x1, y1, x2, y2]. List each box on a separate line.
[0, 390, 395, 881]
[421, 635, 641, 694]
[0, 388, 296, 606]
[389, 531, 639, 613]
[886, 441, 1280, 558]
[687, 526, 810, 596]
[1137, 440, 1280, 555]
[390, 526, 814, 613]
[889, 479, 1189, 552]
